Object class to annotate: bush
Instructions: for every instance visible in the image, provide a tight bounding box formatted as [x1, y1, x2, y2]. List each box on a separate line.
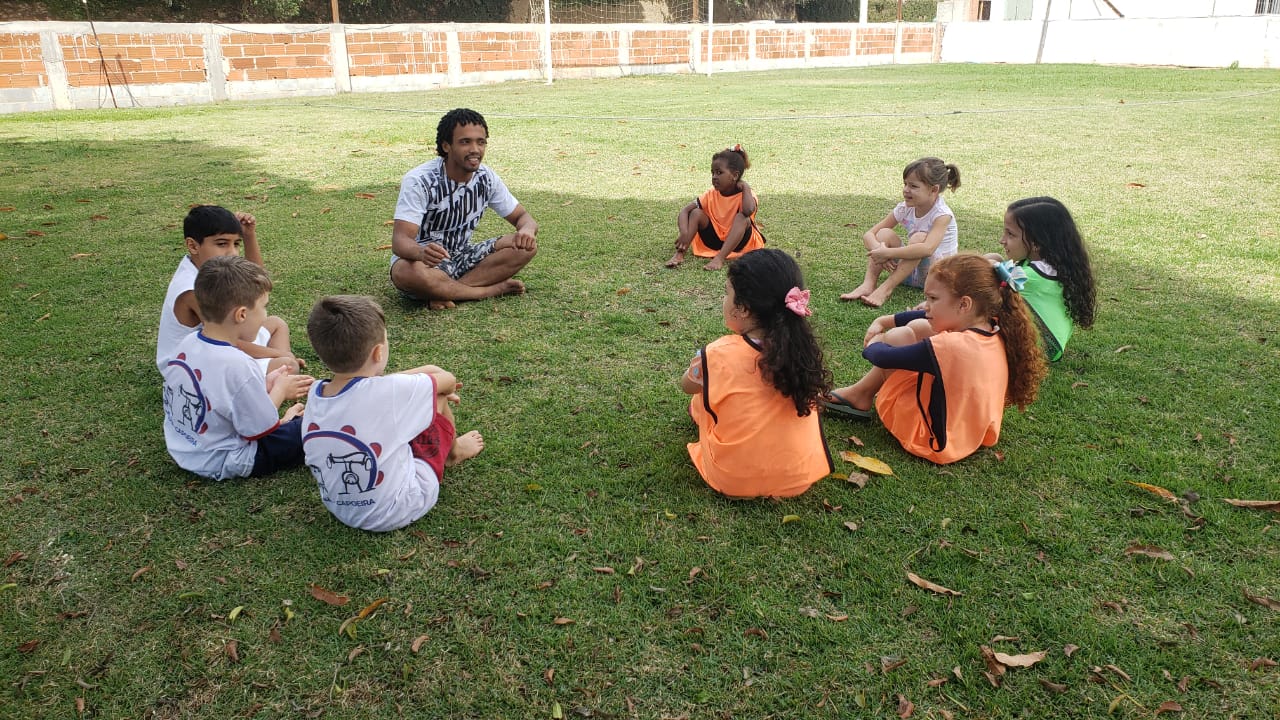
[796, 0, 937, 22]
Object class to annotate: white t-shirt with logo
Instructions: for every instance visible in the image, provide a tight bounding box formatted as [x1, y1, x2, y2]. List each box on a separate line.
[303, 373, 440, 532]
[162, 332, 281, 480]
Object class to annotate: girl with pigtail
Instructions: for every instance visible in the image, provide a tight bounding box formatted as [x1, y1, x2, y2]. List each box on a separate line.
[822, 254, 1047, 465]
[680, 249, 834, 498]
[665, 144, 766, 271]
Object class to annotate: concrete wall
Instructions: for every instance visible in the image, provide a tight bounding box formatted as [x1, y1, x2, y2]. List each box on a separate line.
[940, 14, 1279, 66]
[0, 20, 938, 114]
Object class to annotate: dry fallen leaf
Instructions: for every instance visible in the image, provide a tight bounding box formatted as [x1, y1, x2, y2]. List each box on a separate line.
[1154, 701, 1183, 716]
[26, 230, 46, 237]
[743, 628, 768, 639]
[843, 521, 859, 532]
[90, 214, 109, 220]
[411, 634, 429, 653]
[225, 639, 240, 663]
[354, 192, 376, 199]
[847, 434, 864, 447]
[1063, 643, 1080, 657]
[592, 566, 616, 575]
[1248, 657, 1278, 671]
[896, 694, 914, 718]
[994, 650, 1047, 668]
[1244, 588, 1280, 611]
[980, 645, 1007, 680]
[552, 617, 574, 625]
[1223, 499, 1280, 512]
[906, 571, 962, 597]
[130, 566, 151, 581]
[308, 584, 350, 606]
[1124, 543, 1174, 561]
[356, 597, 388, 619]
[4, 552, 27, 567]
[881, 656, 907, 673]
[1039, 678, 1067, 693]
[845, 472, 869, 489]
[839, 451, 894, 476]
[1127, 481, 1179, 503]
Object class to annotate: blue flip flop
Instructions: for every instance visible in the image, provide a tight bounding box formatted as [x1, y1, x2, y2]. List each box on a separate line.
[820, 392, 874, 420]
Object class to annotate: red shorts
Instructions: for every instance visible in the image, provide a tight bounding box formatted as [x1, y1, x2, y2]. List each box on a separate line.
[408, 413, 456, 482]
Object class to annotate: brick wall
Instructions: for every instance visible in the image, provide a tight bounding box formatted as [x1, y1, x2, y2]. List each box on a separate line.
[756, 28, 805, 60]
[0, 33, 45, 89]
[553, 30, 620, 68]
[810, 28, 853, 58]
[347, 29, 448, 77]
[222, 31, 331, 82]
[709, 28, 749, 63]
[857, 27, 896, 55]
[629, 29, 690, 65]
[60, 32, 205, 87]
[458, 30, 541, 73]
[0, 21, 940, 113]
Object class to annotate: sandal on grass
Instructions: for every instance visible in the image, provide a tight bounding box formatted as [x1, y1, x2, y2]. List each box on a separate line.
[819, 392, 874, 420]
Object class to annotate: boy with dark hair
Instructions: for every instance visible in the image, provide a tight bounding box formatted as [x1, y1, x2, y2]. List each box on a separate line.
[161, 256, 313, 480]
[303, 295, 483, 531]
[156, 204, 300, 373]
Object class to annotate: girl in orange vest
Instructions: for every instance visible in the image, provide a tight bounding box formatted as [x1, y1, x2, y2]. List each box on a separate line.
[665, 144, 766, 271]
[822, 254, 1047, 464]
[680, 249, 834, 498]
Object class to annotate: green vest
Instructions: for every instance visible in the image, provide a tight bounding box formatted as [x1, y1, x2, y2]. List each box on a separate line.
[1019, 260, 1072, 362]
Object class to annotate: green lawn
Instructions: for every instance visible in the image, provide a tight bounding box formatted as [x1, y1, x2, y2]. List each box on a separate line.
[1, 64, 1278, 719]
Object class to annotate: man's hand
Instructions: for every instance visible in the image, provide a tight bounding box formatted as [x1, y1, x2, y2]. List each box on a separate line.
[509, 230, 537, 251]
[420, 242, 449, 267]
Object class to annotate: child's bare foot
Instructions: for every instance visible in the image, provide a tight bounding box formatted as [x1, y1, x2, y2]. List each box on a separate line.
[861, 287, 892, 308]
[664, 250, 685, 268]
[839, 282, 875, 302]
[703, 258, 725, 271]
[428, 300, 457, 311]
[446, 430, 484, 467]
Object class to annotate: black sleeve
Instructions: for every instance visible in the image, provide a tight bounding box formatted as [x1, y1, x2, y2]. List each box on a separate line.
[893, 309, 927, 327]
[862, 338, 940, 376]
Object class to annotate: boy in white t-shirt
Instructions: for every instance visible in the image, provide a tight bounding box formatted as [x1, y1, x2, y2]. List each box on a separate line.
[161, 256, 314, 480]
[156, 205, 300, 373]
[303, 296, 484, 532]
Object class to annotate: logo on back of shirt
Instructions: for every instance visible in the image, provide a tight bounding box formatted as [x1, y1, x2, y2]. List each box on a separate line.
[163, 353, 208, 443]
[303, 424, 384, 503]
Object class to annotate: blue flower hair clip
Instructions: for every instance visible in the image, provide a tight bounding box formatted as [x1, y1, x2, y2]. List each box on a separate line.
[993, 260, 1027, 293]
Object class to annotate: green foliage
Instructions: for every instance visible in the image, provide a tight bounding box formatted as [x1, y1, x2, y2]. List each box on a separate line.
[2, 65, 1279, 719]
[797, 0, 938, 23]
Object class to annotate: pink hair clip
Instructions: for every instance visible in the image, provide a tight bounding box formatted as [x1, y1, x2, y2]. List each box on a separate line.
[784, 287, 811, 317]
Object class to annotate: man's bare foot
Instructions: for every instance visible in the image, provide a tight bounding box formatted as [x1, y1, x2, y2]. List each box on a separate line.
[446, 430, 484, 467]
[492, 279, 525, 297]
[428, 300, 457, 311]
[860, 287, 891, 308]
[839, 282, 875, 302]
[664, 251, 685, 269]
[703, 258, 725, 271]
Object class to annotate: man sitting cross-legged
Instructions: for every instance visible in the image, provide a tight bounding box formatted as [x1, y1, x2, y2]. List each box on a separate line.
[389, 108, 538, 310]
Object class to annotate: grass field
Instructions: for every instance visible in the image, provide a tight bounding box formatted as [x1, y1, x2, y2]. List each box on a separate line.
[1, 63, 1279, 719]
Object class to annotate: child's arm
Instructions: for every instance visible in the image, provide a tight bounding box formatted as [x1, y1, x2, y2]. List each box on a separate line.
[679, 351, 703, 395]
[235, 212, 264, 267]
[863, 313, 897, 347]
[862, 212, 898, 246]
[871, 215, 949, 263]
[266, 368, 314, 406]
[398, 365, 456, 395]
[737, 181, 757, 217]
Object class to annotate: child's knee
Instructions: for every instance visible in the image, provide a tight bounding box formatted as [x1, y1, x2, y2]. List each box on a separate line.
[876, 228, 901, 246]
[906, 318, 934, 340]
[884, 326, 917, 347]
[907, 231, 929, 245]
